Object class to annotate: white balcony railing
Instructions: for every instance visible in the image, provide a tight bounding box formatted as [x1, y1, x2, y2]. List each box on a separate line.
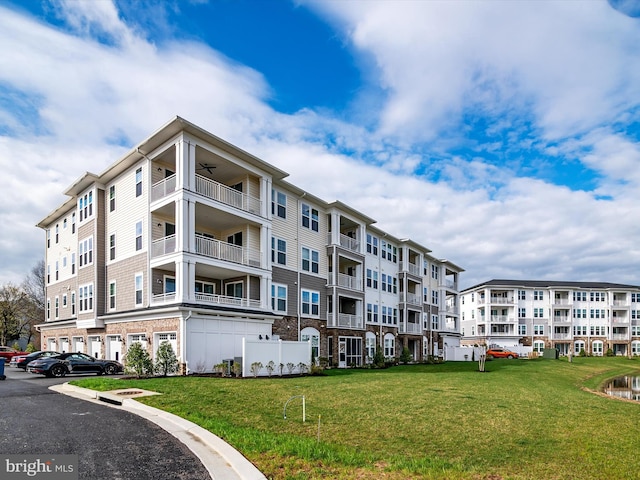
[195, 235, 261, 268]
[151, 174, 177, 202]
[399, 322, 422, 334]
[406, 292, 421, 305]
[339, 233, 360, 252]
[612, 333, 629, 341]
[399, 262, 421, 276]
[440, 278, 455, 289]
[195, 174, 261, 215]
[152, 235, 177, 257]
[553, 298, 571, 305]
[613, 300, 628, 306]
[194, 292, 261, 309]
[489, 297, 514, 304]
[613, 318, 630, 324]
[151, 292, 177, 305]
[553, 332, 572, 340]
[490, 315, 516, 323]
[336, 313, 363, 329]
[337, 273, 362, 291]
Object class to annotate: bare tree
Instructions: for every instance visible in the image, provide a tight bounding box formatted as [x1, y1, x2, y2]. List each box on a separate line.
[21, 260, 46, 348]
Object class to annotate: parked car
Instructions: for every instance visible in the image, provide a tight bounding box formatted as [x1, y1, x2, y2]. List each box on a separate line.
[27, 352, 123, 377]
[10, 351, 60, 370]
[486, 348, 519, 359]
[0, 346, 28, 363]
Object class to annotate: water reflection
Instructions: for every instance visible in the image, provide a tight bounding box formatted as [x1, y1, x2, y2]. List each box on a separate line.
[603, 375, 640, 401]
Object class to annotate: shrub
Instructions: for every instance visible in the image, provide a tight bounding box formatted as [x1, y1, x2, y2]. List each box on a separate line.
[26, 343, 36, 353]
[250, 361, 263, 378]
[286, 362, 296, 375]
[579, 348, 587, 357]
[605, 348, 614, 357]
[154, 341, 178, 377]
[12, 341, 21, 351]
[298, 362, 309, 374]
[124, 342, 154, 378]
[400, 347, 412, 364]
[265, 360, 275, 377]
[373, 348, 385, 368]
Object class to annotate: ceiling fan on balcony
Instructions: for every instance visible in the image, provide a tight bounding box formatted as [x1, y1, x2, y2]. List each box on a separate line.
[196, 163, 216, 174]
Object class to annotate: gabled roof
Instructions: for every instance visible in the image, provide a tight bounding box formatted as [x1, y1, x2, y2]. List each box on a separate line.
[462, 279, 640, 293]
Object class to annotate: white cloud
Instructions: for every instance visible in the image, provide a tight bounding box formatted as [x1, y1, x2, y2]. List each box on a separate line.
[0, 0, 639, 291]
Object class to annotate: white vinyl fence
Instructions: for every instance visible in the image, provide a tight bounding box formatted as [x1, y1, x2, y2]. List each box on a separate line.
[241, 338, 312, 377]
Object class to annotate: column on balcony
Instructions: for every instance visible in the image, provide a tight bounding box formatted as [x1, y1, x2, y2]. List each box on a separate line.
[261, 224, 270, 270]
[176, 259, 193, 303]
[176, 138, 195, 192]
[261, 177, 270, 219]
[329, 212, 340, 246]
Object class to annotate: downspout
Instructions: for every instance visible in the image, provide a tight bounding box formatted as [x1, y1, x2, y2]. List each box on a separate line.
[181, 310, 192, 374]
[297, 192, 306, 341]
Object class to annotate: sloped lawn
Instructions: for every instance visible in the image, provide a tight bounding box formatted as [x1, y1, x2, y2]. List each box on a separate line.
[73, 357, 640, 479]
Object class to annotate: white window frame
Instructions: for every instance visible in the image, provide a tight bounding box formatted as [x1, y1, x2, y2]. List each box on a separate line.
[271, 283, 287, 313]
[78, 283, 94, 313]
[301, 203, 319, 232]
[301, 289, 320, 317]
[79, 236, 93, 268]
[271, 188, 287, 219]
[272, 237, 287, 266]
[109, 281, 116, 310]
[135, 273, 143, 306]
[135, 221, 143, 251]
[301, 246, 319, 274]
[135, 167, 142, 197]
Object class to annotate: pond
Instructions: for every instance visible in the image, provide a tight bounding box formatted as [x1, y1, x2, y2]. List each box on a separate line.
[603, 375, 640, 401]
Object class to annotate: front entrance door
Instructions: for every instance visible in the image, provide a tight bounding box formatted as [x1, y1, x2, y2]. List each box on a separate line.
[339, 339, 346, 368]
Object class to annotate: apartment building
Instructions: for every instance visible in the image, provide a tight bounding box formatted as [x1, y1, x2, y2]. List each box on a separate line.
[460, 280, 640, 356]
[36, 116, 463, 372]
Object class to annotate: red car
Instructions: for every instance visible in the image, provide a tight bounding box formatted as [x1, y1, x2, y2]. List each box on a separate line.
[486, 348, 519, 359]
[0, 346, 28, 363]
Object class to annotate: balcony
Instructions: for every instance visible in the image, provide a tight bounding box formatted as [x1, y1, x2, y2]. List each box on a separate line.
[405, 292, 421, 306]
[612, 333, 629, 341]
[552, 332, 571, 340]
[613, 318, 630, 325]
[151, 292, 177, 305]
[553, 298, 571, 306]
[440, 278, 456, 289]
[152, 235, 177, 257]
[400, 262, 421, 276]
[330, 313, 363, 329]
[552, 316, 571, 324]
[151, 174, 177, 202]
[331, 233, 360, 253]
[489, 297, 514, 305]
[490, 315, 516, 323]
[613, 299, 628, 306]
[337, 273, 362, 291]
[444, 305, 459, 315]
[195, 174, 261, 215]
[399, 322, 422, 334]
[195, 235, 261, 268]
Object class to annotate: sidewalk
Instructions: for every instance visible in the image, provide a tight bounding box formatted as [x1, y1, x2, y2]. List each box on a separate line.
[50, 383, 266, 480]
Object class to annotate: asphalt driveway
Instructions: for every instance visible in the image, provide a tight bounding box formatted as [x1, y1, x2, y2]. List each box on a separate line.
[0, 366, 211, 480]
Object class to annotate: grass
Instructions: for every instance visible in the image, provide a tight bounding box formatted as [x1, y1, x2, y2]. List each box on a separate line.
[72, 357, 640, 479]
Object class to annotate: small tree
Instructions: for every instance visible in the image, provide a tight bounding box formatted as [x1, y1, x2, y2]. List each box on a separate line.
[400, 347, 412, 364]
[26, 342, 36, 353]
[250, 361, 263, 378]
[373, 348, 385, 368]
[155, 341, 178, 377]
[286, 362, 295, 375]
[124, 342, 153, 378]
[278, 362, 285, 376]
[298, 362, 309, 374]
[265, 360, 275, 377]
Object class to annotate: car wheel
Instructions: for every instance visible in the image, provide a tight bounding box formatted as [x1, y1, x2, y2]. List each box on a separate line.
[50, 365, 66, 377]
[104, 364, 117, 375]
[507, 355, 514, 359]
[486, 354, 493, 360]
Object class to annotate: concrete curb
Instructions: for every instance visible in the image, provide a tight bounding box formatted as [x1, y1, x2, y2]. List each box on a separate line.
[50, 383, 266, 480]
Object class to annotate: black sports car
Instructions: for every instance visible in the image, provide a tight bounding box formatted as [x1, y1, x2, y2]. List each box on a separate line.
[27, 352, 123, 377]
[10, 350, 60, 370]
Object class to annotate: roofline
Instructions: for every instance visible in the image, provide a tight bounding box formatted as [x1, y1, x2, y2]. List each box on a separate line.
[461, 279, 640, 293]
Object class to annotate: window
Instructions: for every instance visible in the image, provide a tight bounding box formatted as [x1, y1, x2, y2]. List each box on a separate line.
[592, 341, 604, 356]
[590, 292, 605, 302]
[71, 292, 76, 316]
[573, 325, 587, 336]
[432, 290, 439, 305]
[79, 237, 93, 267]
[78, 191, 93, 222]
[380, 241, 397, 262]
[226, 282, 243, 298]
[632, 341, 640, 356]
[301, 247, 319, 274]
[518, 290, 526, 300]
[384, 334, 395, 358]
[534, 308, 544, 318]
[301, 203, 319, 232]
[55, 224, 59, 243]
[109, 234, 116, 261]
[632, 293, 640, 303]
[518, 324, 527, 335]
[271, 189, 286, 219]
[573, 291, 587, 302]
[47, 265, 50, 284]
[533, 340, 545, 353]
[135, 274, 143, 306]
[301, 289, 319, 317]
[62, 294, 67, 307]
[135, 167, 142, 197]
[573, 308, 587, 318]
[574, 341, 585, 355]
[195, 281, 215, 295]
[366, 234, 378, 255]
[518, 308, 526, 318]
[71, 213, 75, 233]
[135, 221, 143, 251]
[590, 309, 606, 319]
[54, 296, 59, 319]
[632, 325, 640, 336]
[432, 315, 439, 331]
[109, 185, 116, 212]
[55, 261, 59, 281]
[271, 284, 287, 312]
[590, 325, 607, 336]
[71, 253, 76, 275]
[367, 303, 379, 323]
[62, 256, 67, 268]
[382, 274, 396, 293]
[366, 334, 376, 363]
[533, 290, 544, 301]
[271, 237, 286, 265]
[47, 229, 50, 248]
[423, 287, 429, 302]
[366, 269, 378, 289]
[431, 264, 439, 280]
[109, 282, 116, 310]
[46, 299, 50, 320]
[164, 276, 176, 294]
[344, 337, 363, 366]
[534, 324, 544, 335]
[79, 284, 93, 312]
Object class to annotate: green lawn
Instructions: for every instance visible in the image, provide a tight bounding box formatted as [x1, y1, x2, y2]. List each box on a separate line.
[73, 358, 640, 479]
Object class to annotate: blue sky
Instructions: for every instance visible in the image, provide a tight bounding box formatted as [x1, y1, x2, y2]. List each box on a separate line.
[1, 0, 640, 288]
